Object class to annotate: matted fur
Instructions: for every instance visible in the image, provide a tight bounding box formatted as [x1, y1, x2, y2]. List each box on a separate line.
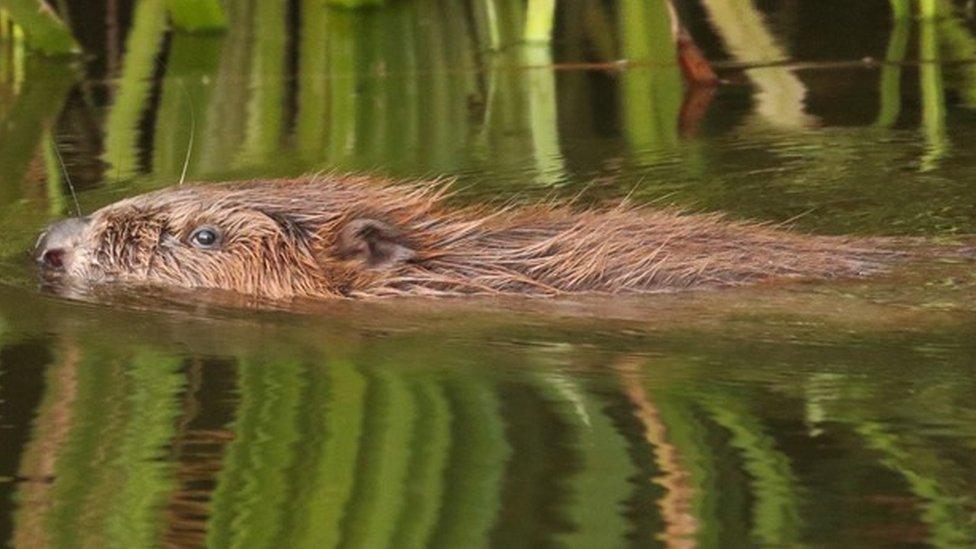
[41, 175, 906, 300]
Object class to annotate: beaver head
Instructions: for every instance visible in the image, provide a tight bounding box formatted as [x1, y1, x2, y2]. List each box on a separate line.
[33, 176, 432, 299]
[35, 175, 902, 300]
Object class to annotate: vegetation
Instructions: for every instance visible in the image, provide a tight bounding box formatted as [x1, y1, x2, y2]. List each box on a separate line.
[2, 302, 975, 547]
[0, 0, 77, 55]
[1, 2, 976, 545]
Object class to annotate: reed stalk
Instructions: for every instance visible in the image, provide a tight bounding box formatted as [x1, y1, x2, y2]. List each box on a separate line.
[547, 377, 632, 547]
[355, 10, 389, 169]
[618, 0, 681, 157]
[0, 9, 9, 40]
[324, 11, 358, 164]
[166, 0, 226, 31]
[521, 44, 566, 185]
[327, 0, 384, 8]
[43, 132, 66, 215]
[192, 0, 252, 176]
[932, 0, 976, 107]
[338, 367, 416, 548]
[296, 0, 330, 160]
[889, 0, 911, 18]
[150, 34, 222, 181]
[875, 0, 910, 127]
[919, 0, 941, 19]
[428, 378, 510, 547]
[0, 58, 72, 199]
[700, 0, 813, 128]
[701, 392, 801, 546]
[918, 19, 947, 171]
[523, 0, 556, 43]
[241, 0, 287, 165]
[0, 0, 77, 55]
[101, 0, 168, 182]
[495, 0, 525, 48]
[483, 0, 501, 50]
[412, 4, 452, 172]
[391, 377, 451, 549]
[856, 422, 976, 546]
[280, 359, 366, 548]
[206, 358, 305, 548]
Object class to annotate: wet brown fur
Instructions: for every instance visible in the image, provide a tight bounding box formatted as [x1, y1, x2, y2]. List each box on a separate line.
[52, 175, 909, 300]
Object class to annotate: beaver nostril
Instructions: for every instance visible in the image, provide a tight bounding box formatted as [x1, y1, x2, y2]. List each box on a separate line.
[35, 217, 89, 272]
[41, 249, 66, 269]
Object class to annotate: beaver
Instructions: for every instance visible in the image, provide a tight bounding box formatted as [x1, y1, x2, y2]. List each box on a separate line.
[32, 175, 919, 300]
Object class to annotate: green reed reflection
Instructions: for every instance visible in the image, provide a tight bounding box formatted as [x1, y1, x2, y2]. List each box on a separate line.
[165, 0, 226, 32]
[1, 299, 974, 547]
[0, 57, 72, 197]
[3, 4, 976, 545]
[101, 0, 168, 181]
[543, 372, 633, 547]
[4, 0, 975, 243]
[700, 389, 801, 545]
[32, 346, 183, 548]
[875, 0, 910, 127]
[208, 357, 304, 547]
[282, 359, 365, 548]
[0, 1, 76, 55]
[618, 0, 682, 158]
[919, 18, 948, 171]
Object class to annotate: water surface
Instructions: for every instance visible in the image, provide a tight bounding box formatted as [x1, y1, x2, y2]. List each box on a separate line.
[1, 1, 975, 547]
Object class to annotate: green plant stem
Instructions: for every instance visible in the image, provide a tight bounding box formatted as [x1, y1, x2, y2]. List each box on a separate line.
[0, 58, 73, 201]
[520, 44, 566, 185]
[875, 0, 910, 127]
[919, 19, 947, 171]
[889, 0, 911, 18]
[919, 0, 941, 19]
[0, 0, 78, 55]
[150, 34, 222, 182]
[484, 0, 501, 50]
[339, 367, 416, 548]
[701, 393, 801, 546]
[327, 0, 384, 8]
[618, 0, 682, 156]
[42, 132, 67, 215]
[101, 0, 168, 182]
[166, 0, 226, 31]
[523, 0, 556, 43]
[933, 0, 976, 107]
[241, 0, 287, 165]
[296, 0, 330, 160]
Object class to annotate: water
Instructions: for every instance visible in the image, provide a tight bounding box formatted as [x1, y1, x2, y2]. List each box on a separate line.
[1, 1, 976, 547]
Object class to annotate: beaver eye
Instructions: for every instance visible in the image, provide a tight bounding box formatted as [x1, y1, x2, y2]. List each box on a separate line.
[188, 226, 221, 249]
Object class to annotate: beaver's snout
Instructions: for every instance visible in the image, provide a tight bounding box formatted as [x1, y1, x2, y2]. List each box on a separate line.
[35, 217, 89, 271]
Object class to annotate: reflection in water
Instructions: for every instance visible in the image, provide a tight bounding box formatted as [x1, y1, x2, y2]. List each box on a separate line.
[875, 0, 910, 128]
[700, 0, 816, 129]
[617, 0, 683, 163]
[920, 18, 948, 171]
[101, 0, 167, 181]
[2, 299, 975, 547]
[2, 1, 976, 546]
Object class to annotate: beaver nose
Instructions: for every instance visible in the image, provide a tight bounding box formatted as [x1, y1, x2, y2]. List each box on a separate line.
[35, 217, 89, 271]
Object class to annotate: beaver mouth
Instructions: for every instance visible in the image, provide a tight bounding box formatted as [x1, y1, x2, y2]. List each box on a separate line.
[33, 265, 92, 301]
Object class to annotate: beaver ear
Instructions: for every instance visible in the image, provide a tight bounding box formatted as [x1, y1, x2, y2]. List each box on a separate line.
[335, 218, 416, 269]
